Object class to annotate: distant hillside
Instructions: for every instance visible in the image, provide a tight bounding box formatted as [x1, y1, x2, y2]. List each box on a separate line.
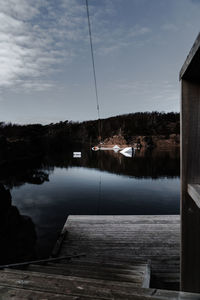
[82, 111, 180, 145]
[0, 111, 179, 143]
[0, 112, 180, 163]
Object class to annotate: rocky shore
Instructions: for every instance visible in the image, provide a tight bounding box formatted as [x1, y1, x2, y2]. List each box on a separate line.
[102, 134, 180, 149]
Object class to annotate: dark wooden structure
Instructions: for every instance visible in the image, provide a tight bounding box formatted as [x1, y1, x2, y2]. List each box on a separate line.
[180, 32, 200, 292]
[1, 215, 200, 299]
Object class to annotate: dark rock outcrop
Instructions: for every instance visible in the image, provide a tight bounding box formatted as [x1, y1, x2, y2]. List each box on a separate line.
[0, 184, 37, 265]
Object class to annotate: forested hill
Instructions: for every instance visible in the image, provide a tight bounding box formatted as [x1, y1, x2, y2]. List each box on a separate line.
[0, 111, 179, 146]
[83, 111, 179, 142]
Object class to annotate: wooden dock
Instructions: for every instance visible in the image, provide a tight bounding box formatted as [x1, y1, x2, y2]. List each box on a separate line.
[0, 215, 200, 299]
[57, 215, 180, 290]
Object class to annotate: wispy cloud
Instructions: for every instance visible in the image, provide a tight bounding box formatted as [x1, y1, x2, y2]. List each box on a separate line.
[0, 0, 152, 92]
[0, 0, 86, 91]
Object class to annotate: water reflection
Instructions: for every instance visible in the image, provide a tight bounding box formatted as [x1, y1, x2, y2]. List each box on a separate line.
[84, 148, 180, 179]
[0, 147, 180, 189]
[0, 147, 180, 259]
[0, 184, 37, 265]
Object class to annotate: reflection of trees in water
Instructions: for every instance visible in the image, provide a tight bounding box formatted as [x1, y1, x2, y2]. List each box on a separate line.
[0, 184, 37, 264]
[42, 147, 179, 179]
[0, 146, 180, 189]
[80, 148, 180, 179]
[0, 157, 51, 189]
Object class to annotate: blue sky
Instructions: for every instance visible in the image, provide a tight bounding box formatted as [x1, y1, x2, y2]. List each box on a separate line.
[0, 0, 200, 124]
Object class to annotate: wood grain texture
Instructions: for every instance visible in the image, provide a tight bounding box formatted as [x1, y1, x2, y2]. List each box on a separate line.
[187, 184, 200, 208]
[57, 215, 180, 290]
[1, 215, 200, 299]
[181, 79, 200, 292]
[0, 269, 200, 300]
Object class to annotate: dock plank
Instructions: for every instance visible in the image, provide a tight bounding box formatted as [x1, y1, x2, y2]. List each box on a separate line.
[0, 269, 200, 300]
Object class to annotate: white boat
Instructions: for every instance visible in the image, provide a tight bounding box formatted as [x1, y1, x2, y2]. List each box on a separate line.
[120, 147, 135, 157]
[91, 145, 135, 157]
[121, 151, 132, 158]
[92, 144, 121, 151]
[112, 145, 120, 152]
[73, 152, 81, 158]
[120, 147, 133, 154]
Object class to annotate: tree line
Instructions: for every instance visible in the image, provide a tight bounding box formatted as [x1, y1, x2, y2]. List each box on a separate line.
[0, 111, 179, 145]
[0, 111, 179, 164]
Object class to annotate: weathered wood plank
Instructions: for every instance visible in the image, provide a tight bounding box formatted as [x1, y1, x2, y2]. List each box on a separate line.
[66, 215, 180, 220]
[0, 269, 152, 298]
[187, 184, 200, 209]
[0, 285, 92, 300]
[0, 271, 200, 300]
[27, 264, 146, 284]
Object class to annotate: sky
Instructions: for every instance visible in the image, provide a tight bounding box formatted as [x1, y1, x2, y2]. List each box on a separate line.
[0, 0, 200, 124]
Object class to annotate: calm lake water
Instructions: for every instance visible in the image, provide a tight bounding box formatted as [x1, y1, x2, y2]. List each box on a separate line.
[1, 147, 180, 261]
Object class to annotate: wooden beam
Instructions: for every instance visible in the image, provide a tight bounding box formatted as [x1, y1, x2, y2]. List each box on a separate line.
[180, 32, 200, 81]
[181, 79, 200, 292]
[187, 184, 200, 208]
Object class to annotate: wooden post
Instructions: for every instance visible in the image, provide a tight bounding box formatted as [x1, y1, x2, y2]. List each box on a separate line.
[180, 33, 200, 292]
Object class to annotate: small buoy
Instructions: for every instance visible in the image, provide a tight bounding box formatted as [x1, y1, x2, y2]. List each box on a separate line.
[73, 152, 81, 158]
[92, 146, 99, 151]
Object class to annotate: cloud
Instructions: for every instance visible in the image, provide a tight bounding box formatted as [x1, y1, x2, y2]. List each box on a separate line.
[0, 0, 152, 92]
[0, 0, 86, 91]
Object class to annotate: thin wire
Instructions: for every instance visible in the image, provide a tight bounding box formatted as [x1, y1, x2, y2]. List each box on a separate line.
[85, 0, 101, 140]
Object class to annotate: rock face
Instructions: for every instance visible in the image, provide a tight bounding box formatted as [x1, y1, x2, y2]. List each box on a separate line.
[103, 135, 127, 147]
[0, 184, 37, 265]
[102, 134, 180, 149]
